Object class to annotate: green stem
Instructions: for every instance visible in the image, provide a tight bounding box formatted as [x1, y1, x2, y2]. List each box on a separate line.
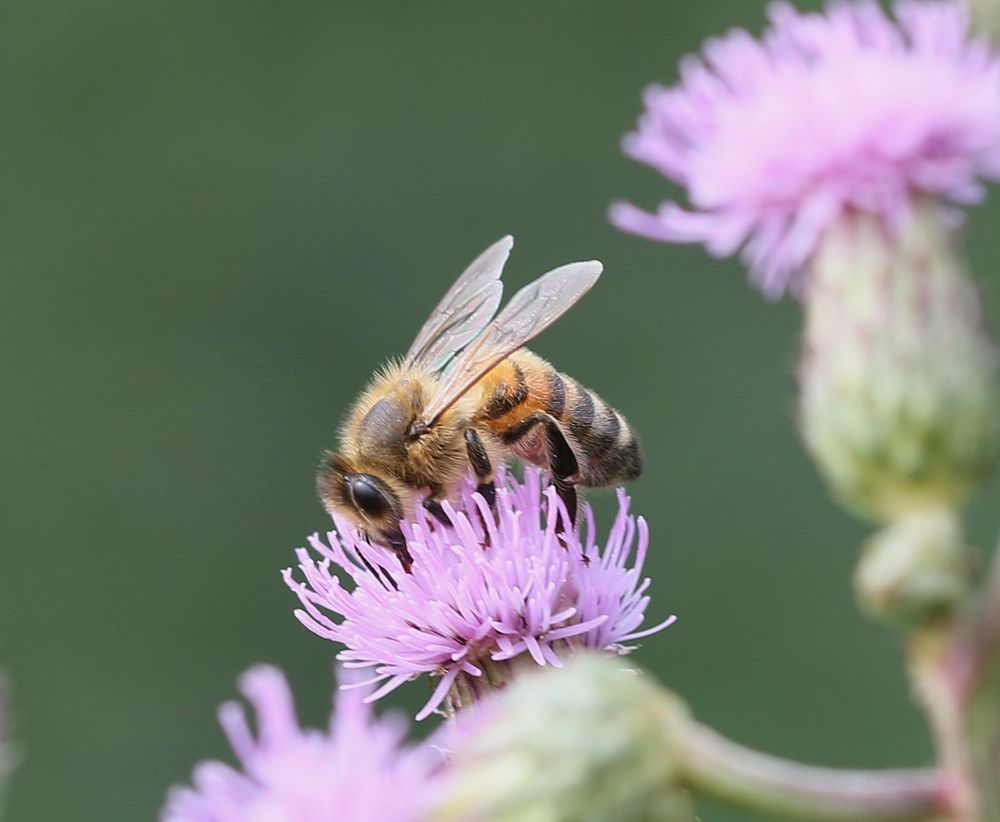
[965, 673, 1000, 821]
[674, 720, 943, 820]
[959, 530, 1000, 689]
[853, 513, 1000, 818]
[940, 534, 1000, 820]
[893, 523, 1000, 821]
[906, 627, 980, 819]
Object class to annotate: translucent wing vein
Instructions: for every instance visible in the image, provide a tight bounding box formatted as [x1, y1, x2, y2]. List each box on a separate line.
[422, 259, 603, 423]
[402, 236, 512, 373]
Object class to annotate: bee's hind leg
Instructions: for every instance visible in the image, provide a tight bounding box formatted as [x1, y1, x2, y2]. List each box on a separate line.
[541, 416, 579, 532]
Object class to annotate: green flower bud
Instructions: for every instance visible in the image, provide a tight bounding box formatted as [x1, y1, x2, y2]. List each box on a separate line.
[434, 653, 693, 822]
[799, 202, 1000, 522]
[855, 508, 972, 627]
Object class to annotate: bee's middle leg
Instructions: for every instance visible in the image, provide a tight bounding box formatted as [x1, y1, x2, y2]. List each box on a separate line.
[465, 428, 496, 512]
[359, 531, 405, 586]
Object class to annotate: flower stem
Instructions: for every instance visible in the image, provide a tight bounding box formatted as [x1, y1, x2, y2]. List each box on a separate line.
[959, 530, 1000, 689]
[674, 720, 943, 820]
[853, 513, 1000, 818]
[906, 626, 980, 819]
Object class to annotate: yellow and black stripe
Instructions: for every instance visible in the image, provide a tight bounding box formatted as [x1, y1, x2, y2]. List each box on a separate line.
[475, 349, 641, 487]
[557, 372, 641, 487]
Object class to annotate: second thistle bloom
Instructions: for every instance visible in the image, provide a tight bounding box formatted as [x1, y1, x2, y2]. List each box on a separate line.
[614, 1, 1000, 520]
[611, 0, 1000, 299]
[285, 469, 674, 720]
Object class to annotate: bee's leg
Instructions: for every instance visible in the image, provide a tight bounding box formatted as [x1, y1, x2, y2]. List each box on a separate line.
[422, 494, 451, 527]
[541, 416, 579, 530]
[464, 428, 497, 547]
[383, 528, 413, 575]
[358, 533, 401, 589]
[464, 429, 496, 512]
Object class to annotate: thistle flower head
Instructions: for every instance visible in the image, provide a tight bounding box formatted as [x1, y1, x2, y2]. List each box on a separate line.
[611, 0, 1000, 298]
[284, 469, 674, 721]
[162, 666, 436, 822]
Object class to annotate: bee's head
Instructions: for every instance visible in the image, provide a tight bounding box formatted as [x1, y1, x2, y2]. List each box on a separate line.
[317, 452, 407, 552]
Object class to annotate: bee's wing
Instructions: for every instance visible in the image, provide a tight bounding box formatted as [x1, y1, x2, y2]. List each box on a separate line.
[402, 236, 512, 373]
[422, 259, 603, 424]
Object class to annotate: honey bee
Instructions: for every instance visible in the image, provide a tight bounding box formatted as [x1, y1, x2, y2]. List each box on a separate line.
[318, 236, 642, 570]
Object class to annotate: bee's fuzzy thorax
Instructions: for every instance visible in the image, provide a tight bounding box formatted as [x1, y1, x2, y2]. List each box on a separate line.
[401, 402, 471, 490]
[328, 362, 477, 518]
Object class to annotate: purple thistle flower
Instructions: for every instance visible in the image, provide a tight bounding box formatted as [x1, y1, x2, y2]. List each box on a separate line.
[284, 468, 675, 721]
[610, 0, 1000, 298]
[162, 666, 437, 822]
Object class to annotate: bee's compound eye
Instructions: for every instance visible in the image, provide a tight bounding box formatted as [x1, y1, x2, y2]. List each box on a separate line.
[347, 475, 392, 518]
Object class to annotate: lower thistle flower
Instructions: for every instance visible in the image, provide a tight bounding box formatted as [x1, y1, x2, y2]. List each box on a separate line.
[161, 666, 438, 822]
[433, 653, 693, 822]
[284, 468, 675, 720]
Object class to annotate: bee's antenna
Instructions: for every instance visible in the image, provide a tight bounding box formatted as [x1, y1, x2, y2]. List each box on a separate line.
[406, 420, 432, 441]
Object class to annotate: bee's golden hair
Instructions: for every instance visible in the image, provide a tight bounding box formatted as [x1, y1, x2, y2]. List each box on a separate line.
[321, 362, 483, 529]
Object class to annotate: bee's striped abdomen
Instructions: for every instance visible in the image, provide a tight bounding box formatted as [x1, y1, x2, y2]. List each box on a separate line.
[475, 350, 641, 488]
[555, 373, 642, 487]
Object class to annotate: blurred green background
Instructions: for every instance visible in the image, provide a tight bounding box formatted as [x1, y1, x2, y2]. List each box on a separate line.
[5, 1, 1000, 819]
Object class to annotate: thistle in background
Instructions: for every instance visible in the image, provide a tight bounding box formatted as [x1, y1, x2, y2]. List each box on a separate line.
[612, 0, 1000, 526]
[285, 468, 674, 720]
[162, 666, 438, 822]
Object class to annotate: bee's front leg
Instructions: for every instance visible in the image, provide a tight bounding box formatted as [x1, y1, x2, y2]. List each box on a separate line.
[383, 529, 414, 574]
[422, 491, 451, 527]
[358, 531, 404, 587]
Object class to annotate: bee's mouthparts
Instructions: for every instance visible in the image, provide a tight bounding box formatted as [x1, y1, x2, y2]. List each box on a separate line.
[382, 528, 413, 574]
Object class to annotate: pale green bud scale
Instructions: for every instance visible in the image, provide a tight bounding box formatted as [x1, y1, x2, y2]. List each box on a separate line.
[799, 202, 1000, 522]
[855, 508, 971, 627]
